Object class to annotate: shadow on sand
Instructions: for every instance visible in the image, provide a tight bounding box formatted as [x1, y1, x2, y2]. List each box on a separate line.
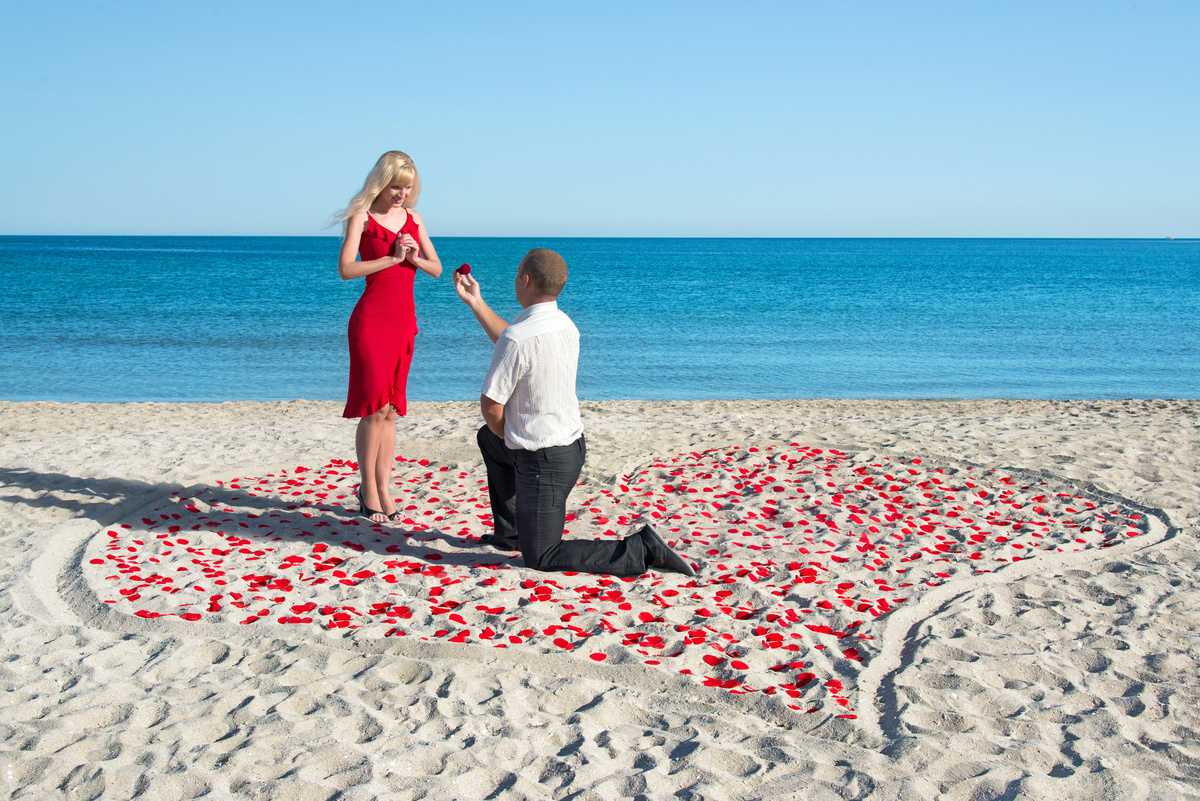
[0, 466, 510, 569]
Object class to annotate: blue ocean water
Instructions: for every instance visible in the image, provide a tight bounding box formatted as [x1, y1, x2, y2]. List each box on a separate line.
[1, 237, 1196, 402]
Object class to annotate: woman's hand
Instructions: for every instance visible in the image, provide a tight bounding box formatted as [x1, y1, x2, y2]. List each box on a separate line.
[396, 233, 419, 264]
[392, 238, 411, 263]
[399, 233, 419, 260]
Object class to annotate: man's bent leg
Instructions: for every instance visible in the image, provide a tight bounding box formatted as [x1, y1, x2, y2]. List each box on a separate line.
[477, 425, 519, 546]
[514, 437, 647, 576]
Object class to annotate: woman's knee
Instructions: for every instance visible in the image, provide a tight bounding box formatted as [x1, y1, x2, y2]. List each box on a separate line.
[364, 405, 392, 423]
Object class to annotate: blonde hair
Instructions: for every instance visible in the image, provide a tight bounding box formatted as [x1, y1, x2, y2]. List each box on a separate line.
[333, 151, 422, 227]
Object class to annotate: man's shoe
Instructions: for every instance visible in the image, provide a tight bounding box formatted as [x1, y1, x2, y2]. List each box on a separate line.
[637, 525, 696, 577]
[479, 533, 519, 552]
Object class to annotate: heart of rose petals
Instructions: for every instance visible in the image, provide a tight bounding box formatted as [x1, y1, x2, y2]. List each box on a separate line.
[85, 446, 1148, 721]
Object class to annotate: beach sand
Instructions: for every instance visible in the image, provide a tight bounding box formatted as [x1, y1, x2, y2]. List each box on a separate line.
[1, 399, 1197, 800]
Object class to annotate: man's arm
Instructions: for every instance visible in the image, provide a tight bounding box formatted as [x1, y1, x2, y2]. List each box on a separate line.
[454, 271, 509, 344]
[481, 394, 505, 439]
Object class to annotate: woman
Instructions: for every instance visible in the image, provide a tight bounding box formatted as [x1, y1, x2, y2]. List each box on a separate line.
[335, 151, 441, 522]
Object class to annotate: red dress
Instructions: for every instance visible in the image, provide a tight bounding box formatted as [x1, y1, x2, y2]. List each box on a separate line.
[342, 212, 421, 418]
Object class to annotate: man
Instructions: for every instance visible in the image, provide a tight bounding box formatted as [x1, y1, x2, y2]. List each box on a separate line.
[453, 248, 694, 577]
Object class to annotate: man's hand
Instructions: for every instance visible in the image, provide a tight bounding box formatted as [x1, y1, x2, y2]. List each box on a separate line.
[481, 394, 505, 439]
[456, 271, 510, 344]
[454, 270, 482, 307]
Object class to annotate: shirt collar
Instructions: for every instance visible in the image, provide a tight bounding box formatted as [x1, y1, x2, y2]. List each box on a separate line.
[514, 300, 558, 324]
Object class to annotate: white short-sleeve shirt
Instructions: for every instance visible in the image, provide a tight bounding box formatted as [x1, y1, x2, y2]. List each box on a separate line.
[480, 301, 584, 451]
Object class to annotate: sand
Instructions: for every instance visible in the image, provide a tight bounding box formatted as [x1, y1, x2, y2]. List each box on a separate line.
[1, 398, 1197, 800]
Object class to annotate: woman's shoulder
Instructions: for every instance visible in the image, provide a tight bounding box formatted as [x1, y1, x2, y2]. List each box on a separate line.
[340, 211, 370, 242]
[407, 209, 425, 226]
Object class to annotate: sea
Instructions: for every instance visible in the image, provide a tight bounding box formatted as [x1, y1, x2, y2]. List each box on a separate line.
[1, 237, 1196, 403]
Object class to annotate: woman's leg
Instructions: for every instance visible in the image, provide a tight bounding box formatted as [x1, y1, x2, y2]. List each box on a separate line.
[355, 406, 392, 523]
[372, 405, 399, 517]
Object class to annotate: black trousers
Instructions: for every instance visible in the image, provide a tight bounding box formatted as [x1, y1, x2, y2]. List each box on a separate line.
[476, 425, 647, 576]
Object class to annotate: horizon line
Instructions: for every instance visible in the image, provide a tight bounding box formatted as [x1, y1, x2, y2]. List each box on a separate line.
[1, 234, 1195, 241]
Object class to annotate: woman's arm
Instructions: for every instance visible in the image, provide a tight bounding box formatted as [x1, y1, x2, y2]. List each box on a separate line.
[401, 210, 442, 278]
[337, 212, 403, 281]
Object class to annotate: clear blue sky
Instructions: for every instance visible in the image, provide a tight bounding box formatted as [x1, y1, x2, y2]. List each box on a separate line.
[2, 1, 1196, 237]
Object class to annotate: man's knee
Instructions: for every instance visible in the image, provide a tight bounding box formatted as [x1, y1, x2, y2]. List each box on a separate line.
[521, 548, 555, 572]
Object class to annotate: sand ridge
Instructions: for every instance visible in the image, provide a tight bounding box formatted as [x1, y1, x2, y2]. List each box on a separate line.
[2, 399, 1198, 799]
